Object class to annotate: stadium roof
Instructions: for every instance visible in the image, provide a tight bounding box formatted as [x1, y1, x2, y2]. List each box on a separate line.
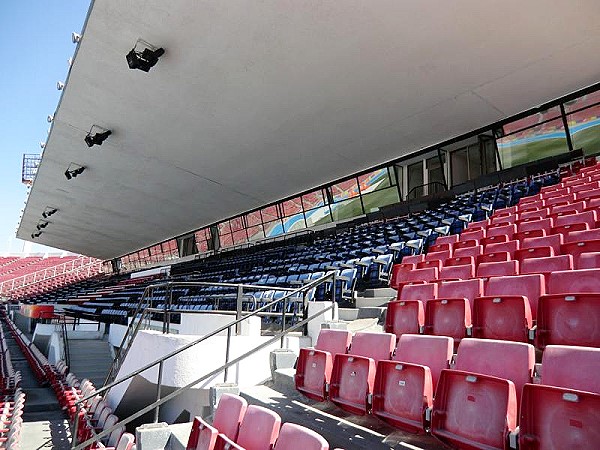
[16, 0, 600, 260]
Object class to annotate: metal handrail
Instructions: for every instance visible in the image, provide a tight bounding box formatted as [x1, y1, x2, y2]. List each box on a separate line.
[90, 273, 333, 404]
[103, 280, 303, 387]
[72, 298, 335, 450]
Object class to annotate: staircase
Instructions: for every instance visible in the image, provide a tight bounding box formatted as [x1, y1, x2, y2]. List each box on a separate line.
[68, 338, 114, 386]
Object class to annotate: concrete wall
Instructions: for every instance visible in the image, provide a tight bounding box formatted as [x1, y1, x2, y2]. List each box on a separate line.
[107, 330, 299, 423]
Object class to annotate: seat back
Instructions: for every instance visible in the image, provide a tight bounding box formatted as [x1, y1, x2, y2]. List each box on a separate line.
[453, 245, 483, 258]
[455, 338, 535, 405]
[349, 332, 395, 362]
[399, 283, 437, 302]
[548, 268, 600, 294]
[116, 433, 136, 450]
[554, 210, 596, 228]
[438, 279, 483, 310]
[541, 345, 600, 393]
[520, 255, 573, 274]
[485, 274, 545, 318]
[394, 334, 453, 391]
[273, 423, 328, 450]
[477, 260, 519, 278]
[314, 330, 351, 356]
[439, 264, 474, 281]
[236, 405, 281, 450]
[560, 240, 600, 267]
[213, 394, 248, 441]
[522, 234, 562, 254]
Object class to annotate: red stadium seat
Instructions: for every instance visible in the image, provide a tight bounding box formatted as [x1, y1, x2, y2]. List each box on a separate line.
[398, 282, 437, 302]
[520, 255, 573, 275]
[517, 217, 553, 234]
[188, 418, 218, 450]
[330, 333, 395, 414]
[295, 330, 351, 401]
[485, 273, 544, 318]
[472, 295, 533, 342]
[545, 194, 573, 207]
[491, 214, 515, 225]
[427, 243, 451, 253]
[372, 335, 452, 433]
[393, 267, 438, 288]
[518, 346, 600, 450]
[513, 229, 546, 242]
[434, 235, 459, 246]
[401, 255, 424, 264]
[416, 259, 442, 270]
[390, 263, 414, 289]
[214, 435, 245, 450]
[431, 370, 517, 450]
[564, 228, 600, 243]
[236, 405, 281, 450]
[477, 251, 511, 265]
[273, 423, 328, 450]
[518, 208, 548, 221]
[466, 219, 489, 231]
[385, 300, 424, 338]
[518, 199, 544, 211]
[560, 240, 600, 268]
[550, 200, 585, 216]
[514, 246, 554, 262]
[577, 252, 600, 269]
[551, 221, 589, 236]
[522, 234, 562, 254]
[424, 298, 471, 343]
[481, 234, 509, 247]
[547, 268, 600, 294]
[554, 210, 596, 228]
[444, 256, 475, 267]
[476, 260, 519, 278]
[454, 338, 535, 406]
[438, 264, 474, 281]
[453, 244, 483, 259]
[487, 223, 517, 239]
[535, 294, 600, 349]
[575, 187, 600, 201]
[459, 229, 485, 241]
[453, 239, 479, 250]
[424, 250, 451, 264]
[438, 278, 484, 310]
[485, 239, 519, 256]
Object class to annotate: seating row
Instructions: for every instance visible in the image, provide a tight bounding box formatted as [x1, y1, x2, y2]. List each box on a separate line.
[388, 269, 600, 347]
[186, 393, 336, 450]
[295, 329, 600, 450]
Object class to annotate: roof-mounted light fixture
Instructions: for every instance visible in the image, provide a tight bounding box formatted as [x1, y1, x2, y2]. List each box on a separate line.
[72, 32, 81, 43]
[47, 115, 54, 123]
[42, 207, 58, 219]
[65, 163, 86, 180]
[84, 125, 112, 147]
[126, 39, 165, 72]
[57, 81, 65, 90]
[36, 220, 50, 231]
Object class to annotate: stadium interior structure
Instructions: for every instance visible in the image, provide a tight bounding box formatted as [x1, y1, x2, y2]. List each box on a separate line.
[3, 1, 600, 449]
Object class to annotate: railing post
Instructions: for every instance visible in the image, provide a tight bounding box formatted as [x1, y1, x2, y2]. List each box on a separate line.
[154, 361, 164, 423]
[235, 285, 243, 335]
[72, 403, 81, 447]
[280, 295, 286, 348]
[224, 326, 231, 383]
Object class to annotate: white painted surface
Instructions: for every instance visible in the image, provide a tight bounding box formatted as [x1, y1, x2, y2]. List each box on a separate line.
[131, 266, 170, 278]
[16, 0, 600, 258]
[107, 330, 284, 414]
[307, 301, 338, 343]
[179, 313, 260, 336]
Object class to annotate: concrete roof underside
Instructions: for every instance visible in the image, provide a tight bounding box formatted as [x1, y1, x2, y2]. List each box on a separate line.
[17, 0, 600, 260]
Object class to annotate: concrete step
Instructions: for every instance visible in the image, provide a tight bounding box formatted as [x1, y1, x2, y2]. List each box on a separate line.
[355, 296, 393, 308]
[363, 287, 397, 298]
[67, 339, 114, 386]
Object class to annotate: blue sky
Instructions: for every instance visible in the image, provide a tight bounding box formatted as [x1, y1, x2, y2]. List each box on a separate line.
[0, 1, 90, 254]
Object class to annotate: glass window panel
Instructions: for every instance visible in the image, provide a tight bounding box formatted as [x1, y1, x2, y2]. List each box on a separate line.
[304, 205, 332, 227]
[467, 144, 482, 179]
[232, 230, 248, 244]
[503, 106, 562, 135]
[282, 213, 306, 233]
[282, 197, 303, 216]
[451, 148, 468, 186]
[331, 178, 360, 202]
[427, 156, 445, 192]
[361, 186, 400, 212]
[565, 91, 600, 114]
[407, 162, 424, 199]
[218, 221, 231, 235]
[264, 220, 284, 238]
[261, 205, 280, 222]
[497, 118, 569, 168]
[330, 197, 363, 221]
[247, 224, 265, 241]
[220, 233, 234, 248]
[196, 240, 209, 253]
[245, 211, 262, 227]
[567, 104, 600, 155]
[301, 190, 326, 209]
[230, 217, 244, 232]
[358, 168, 391, 194]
